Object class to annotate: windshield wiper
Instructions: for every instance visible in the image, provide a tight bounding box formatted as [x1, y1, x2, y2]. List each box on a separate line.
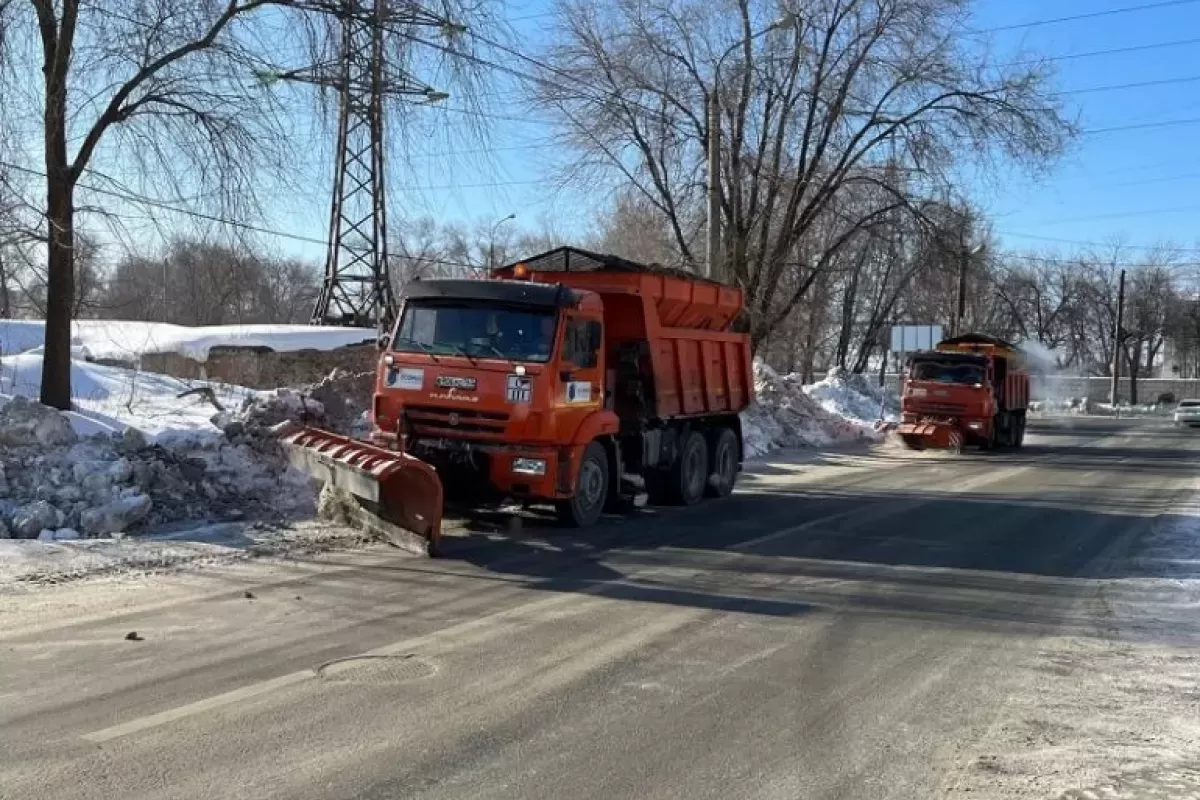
[395, 337, 440, 363]
[442, 342, 478, 366]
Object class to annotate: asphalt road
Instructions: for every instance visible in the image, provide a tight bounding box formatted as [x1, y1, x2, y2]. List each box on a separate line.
[3, 417, 1200, 800]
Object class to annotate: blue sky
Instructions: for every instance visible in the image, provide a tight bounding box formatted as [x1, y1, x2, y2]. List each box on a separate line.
[975, 0, 1200, 259]
[204, 0, 1200, 264]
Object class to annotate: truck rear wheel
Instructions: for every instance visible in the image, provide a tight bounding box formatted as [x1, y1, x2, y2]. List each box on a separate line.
[705, 427, 739, 498]
[668, 430, 708, 506]
[556, 442, 609, 528]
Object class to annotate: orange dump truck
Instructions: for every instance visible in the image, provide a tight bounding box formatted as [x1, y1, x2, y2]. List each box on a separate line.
[897, 334, 1030, 452]
[283, 247, 754, 555]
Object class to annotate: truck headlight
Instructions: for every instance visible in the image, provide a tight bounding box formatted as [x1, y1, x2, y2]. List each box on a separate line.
[512, 457, 547, 476]
[967, 421, 984, 430]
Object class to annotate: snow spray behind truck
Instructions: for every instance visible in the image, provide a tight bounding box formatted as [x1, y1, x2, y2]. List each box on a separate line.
[896, 333, 1030, 451]
[281, 247, 754, 555]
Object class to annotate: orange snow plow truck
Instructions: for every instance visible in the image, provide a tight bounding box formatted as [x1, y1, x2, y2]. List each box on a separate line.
[282, 247, 754, 556]
[896, 333, 1030, 452]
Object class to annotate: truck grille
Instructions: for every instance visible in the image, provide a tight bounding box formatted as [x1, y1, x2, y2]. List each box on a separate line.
[912, 402, 968, 416]
[405, 405, 509, 439]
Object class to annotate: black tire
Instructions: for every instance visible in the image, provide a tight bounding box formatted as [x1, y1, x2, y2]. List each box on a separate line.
[556, 441, 609, 528]
[667, 430, 708, 506]
[705, 428, 739, 498]
[901, 434, 925, 451]
[980, 417, 999, 450]
[1013, 413, 1026, 449]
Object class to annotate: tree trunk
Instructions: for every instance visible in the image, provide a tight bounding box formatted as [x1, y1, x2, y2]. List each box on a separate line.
[0, 249, 11, 319]
[1126, 342, 1139, 406]
[41, 32, 76, 411]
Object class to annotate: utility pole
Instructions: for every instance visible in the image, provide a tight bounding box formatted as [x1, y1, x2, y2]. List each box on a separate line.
[703, 13, 796, 284]
[954, 231, 968, 337]
[1110, 268, 1127, 407]
[260, 1, 458, 333]
[705, 94, 722, 282]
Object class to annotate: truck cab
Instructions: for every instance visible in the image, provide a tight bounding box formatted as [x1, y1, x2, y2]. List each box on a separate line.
[372, 276, 616, 511]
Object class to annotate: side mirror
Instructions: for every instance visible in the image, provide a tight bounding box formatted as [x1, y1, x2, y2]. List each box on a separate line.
[377, 334, 391, 350]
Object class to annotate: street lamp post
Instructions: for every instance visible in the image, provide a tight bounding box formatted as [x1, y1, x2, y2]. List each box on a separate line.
[489, 213, 516, 272]
[706, 13, 798, 283]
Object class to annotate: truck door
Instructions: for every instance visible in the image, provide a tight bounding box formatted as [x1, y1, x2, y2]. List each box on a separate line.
[560, 315, 604, 408]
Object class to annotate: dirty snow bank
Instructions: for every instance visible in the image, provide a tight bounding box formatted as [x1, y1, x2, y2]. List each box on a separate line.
[0, 319, 375, 363]
[740, 362, 892, 458]
[804, 366, 898, 425]
[0, 395, 313, 545]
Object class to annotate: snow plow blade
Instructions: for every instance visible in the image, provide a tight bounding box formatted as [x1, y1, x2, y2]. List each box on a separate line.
[280, 427, 444, 556]
[895, 422, 963, 452]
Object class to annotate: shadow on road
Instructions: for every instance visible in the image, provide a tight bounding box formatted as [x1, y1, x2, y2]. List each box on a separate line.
[345, 425, 1200, 640]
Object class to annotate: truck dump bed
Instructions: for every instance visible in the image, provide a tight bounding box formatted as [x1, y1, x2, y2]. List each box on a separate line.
[494, 247, 753, 421]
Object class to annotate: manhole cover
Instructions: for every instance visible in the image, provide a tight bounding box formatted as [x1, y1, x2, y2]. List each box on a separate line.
[315, 654, 436, 685]
[1058, 764, 1200, 799]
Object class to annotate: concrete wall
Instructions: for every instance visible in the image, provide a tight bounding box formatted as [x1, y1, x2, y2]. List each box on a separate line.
[138, 345, 378, 389]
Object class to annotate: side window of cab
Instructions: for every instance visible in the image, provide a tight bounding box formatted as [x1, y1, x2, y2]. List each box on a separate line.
[564, 319, 601, 369]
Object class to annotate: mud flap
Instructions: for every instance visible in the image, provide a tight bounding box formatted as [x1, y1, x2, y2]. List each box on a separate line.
[279, 427, 444, 556]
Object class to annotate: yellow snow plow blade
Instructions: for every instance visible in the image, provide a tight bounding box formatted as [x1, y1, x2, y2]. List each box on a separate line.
[279, 426, 444, 556]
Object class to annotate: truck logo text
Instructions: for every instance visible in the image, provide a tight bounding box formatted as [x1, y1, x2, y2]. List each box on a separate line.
[436, 375, 477, 390]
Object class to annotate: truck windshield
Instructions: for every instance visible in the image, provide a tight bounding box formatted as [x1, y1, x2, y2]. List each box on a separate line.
[910, 360, 985, 385]
[394, 302, 557, 363]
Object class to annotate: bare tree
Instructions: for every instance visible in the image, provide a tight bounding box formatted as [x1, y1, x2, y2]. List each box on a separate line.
[534, 0, 1072, 350]
[0, 0, 498, 408]
[99, 238, 322, 324]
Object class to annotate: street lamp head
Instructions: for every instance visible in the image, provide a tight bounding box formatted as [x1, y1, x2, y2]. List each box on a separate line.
[423, 90, 450, 104]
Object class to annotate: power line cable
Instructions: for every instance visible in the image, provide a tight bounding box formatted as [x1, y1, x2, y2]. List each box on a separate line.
[973, 0, 1200, 34]
[1082, 116, 1200, 134]
[0, 160, 489, 270]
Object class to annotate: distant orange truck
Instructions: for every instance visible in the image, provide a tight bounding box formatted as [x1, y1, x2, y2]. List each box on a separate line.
[897, 334, 1030, 451]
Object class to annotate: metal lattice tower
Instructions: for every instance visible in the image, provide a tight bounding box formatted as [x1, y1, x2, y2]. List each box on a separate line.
[276, 1, 454, 331]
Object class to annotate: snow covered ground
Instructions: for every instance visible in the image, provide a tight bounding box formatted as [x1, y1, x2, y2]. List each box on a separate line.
[0, 351, 338, 583]
[1, 352, 259, 442]
[0, 319, 375, 363]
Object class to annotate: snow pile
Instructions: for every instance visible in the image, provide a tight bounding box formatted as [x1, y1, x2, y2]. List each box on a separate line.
[306, 368, 374, 437]
[211, 387, 326, 439]
[1, 352, 257, 442]
[740, 362, 885, 458]
[804, 367, 898, 425]
[0, 320, 375, 363]
[0, 396, 310, 542]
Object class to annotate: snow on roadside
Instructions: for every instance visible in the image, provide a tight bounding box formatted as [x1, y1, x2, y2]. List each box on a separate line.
[0, 319, 375, 363]
[740, 362, 891, 458]
[1, 352, 256, 443]
[0, 353, 344, 585]
[804, 366, 898, 426]
[0, 521, 370, 587]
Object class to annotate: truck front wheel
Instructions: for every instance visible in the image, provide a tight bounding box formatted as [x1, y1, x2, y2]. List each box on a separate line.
[556, 441, 609, 528]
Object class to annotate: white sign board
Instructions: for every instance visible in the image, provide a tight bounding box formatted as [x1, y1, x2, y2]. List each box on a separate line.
[890, 325, 943, 354]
